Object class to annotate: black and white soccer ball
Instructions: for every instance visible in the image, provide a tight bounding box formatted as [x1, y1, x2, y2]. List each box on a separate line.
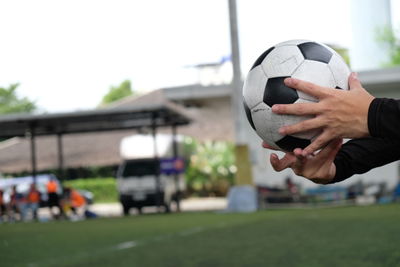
[243, 39, 351, 152]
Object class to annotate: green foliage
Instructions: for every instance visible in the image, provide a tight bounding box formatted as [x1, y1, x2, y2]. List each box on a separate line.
[376, 25, 400, 66]
[63, 177, 117, 203]
[0, 83, 36, 114]
[101, 80, 134, 105]
[184, 137, 236, 196]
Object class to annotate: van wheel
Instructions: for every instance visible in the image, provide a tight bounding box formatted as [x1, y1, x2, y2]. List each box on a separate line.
[122, 204, 130, 216]
[164, 202, 171, 213]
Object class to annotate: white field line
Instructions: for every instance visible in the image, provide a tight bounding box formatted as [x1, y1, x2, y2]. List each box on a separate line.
[178, 226, 205, 236]
[28, 219, 250, 266]
[28, 224, 212, 266]
[114, 241, 138, 250]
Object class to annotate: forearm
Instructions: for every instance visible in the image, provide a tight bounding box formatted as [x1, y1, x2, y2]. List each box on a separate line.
[368, 98, 400, 139]
[330, 137, 400, 183]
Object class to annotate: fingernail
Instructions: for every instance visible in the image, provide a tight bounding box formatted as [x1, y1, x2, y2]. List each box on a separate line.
[272, 105, 280, 113]
[278, 127, 286, 134]
[302, 150, 308, 157]
[284, 78, 292, 86]
[351, 72, 358, 79]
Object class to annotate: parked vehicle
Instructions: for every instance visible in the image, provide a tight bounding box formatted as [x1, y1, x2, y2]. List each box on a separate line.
[117, 134, 186, 215]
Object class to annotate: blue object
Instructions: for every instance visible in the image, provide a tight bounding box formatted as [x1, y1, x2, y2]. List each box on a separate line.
[160, 157, 185, 175]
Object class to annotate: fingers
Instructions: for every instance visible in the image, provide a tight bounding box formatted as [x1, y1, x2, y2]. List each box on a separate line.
[302, 131, 333, 156]
[278, 117, 322, 135]
[261, 141, 279, 151]
[348, 72, 362, 91]
[293, 148, 303, 157]
[272, 102, 320, 116]
[284, 78, 329, 99]
[270, 153, 295, 172]
[328, 138, 343, 159]
[313, 138, 342, 162]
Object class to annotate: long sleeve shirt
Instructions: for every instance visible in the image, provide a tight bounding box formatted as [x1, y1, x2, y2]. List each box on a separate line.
[330, 98, 400, 183]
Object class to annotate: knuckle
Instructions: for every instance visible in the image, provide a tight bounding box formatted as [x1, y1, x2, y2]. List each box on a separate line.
[296, 105, 306, 114]
[329, 128, 338, 136]
[324, 90, 334, 97]
[302, 120, 313, 129]
[316, 137, 326, 146]
[308, 83, 317, 91]
[320, 104, 333, 114]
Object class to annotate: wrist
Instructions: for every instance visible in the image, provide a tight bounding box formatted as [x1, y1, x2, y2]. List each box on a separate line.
[367, 98, 381, 137]
[361, 96, 375, 137]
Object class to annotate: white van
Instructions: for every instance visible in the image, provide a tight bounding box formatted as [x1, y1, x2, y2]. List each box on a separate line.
[117, 134, 185, 215]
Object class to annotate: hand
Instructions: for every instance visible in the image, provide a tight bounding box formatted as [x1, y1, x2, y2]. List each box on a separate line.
[272, 73, 374, 156]
[262, 139, 343, 184]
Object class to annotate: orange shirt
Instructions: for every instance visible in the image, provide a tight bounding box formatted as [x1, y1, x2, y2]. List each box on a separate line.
[71, 190, 85, 207]
[28, 190, 40, 203]
[47, 181, 58, 193]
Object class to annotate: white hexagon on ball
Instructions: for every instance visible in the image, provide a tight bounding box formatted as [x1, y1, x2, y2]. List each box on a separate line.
[242, 66, 268, 109]
[261, 45, 304, 78]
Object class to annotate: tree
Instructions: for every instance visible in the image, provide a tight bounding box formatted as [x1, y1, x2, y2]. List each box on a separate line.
[377, 25, 400, 66]
[101, 80, 135, 105]
[0, 83, 36, 114]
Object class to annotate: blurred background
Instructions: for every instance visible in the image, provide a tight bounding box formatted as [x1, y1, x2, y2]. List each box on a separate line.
[0, 0, 400, 266]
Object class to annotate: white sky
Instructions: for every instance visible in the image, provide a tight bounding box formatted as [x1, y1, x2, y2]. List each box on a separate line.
[0, 0, 379, 112]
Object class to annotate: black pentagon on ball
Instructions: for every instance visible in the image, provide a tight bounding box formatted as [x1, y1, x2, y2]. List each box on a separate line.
[250, 46, 274, 71]
[264, 77, 298, 107]
[243, 100, 256, 130]
[276, 135, 311, 152]
[298, 42, 332, 64]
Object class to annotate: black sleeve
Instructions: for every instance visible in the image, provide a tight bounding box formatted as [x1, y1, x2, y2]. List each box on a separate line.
[368, 98, 400, 139]
[329, 137, 400, 184]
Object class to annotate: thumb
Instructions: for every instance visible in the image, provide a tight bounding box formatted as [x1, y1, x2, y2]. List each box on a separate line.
[348, 72, 362, 91]
[327, 138, 343, 162]
[315, 138, 342, 163]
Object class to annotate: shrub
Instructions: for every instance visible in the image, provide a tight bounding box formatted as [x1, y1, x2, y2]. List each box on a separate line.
[63, 177, 117, 203]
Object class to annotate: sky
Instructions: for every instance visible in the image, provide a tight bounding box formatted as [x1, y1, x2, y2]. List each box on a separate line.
[0, 0, 394, 113]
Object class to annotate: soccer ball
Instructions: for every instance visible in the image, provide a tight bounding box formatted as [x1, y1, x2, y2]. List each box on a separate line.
[242, 39, 350, 152]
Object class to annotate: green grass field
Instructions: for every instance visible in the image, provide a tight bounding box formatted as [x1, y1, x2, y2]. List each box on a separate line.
[1, 204, 400, 267]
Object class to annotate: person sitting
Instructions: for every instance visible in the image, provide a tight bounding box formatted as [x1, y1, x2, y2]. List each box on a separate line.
[46, 177, 63, 219]
[62, 187, 86, 220]
[0, 190, 6, 222]
[27, 184, 41, 221]
[9, 185, 27, 222]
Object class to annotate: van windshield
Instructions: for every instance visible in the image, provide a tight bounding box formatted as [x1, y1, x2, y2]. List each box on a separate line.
[122, 160, 159, 178]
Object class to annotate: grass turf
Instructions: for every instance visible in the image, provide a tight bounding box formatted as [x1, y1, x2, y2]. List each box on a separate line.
[1, 204, 400, 267]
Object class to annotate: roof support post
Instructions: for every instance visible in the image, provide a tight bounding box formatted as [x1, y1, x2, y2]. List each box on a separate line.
[172, 124, 181, 212]
[29, 124, 37, 185]
[151, 114, 161, 212]
[57, 133, 65, 180]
